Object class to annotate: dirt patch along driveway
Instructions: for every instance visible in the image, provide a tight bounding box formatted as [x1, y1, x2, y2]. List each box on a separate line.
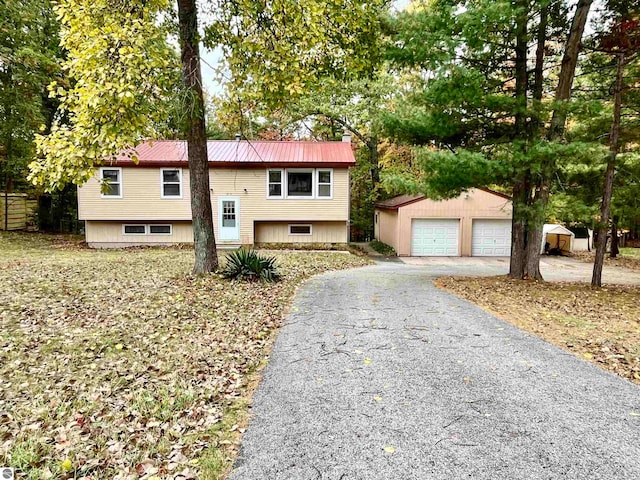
[228, 264, 640, 480]
[399, 255, 640, 285]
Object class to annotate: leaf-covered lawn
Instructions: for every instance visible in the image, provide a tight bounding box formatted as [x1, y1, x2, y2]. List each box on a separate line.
[572, 248, 640, 272]
[0, 233, 371, 480]
[436, 276, 640, 385]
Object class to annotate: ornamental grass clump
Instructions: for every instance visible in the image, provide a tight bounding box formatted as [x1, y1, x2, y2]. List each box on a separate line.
[222, 249, 281, 282]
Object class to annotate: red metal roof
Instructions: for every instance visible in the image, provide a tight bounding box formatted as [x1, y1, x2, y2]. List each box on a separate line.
[114, 140, 355, 167]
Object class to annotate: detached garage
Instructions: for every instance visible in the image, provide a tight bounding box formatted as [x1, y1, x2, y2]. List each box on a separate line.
[374, 189, 512, 257]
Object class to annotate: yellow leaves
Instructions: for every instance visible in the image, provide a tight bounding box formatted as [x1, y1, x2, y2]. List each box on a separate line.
[60, 459, 73, 471]
[383, 446, 396, 454]
[30, 0, 179, 192]
[583, 352, 594, 359]
[373, 396, 382, 402]
[363, 357, 372, 365]
[630, 411, 640, 417]
[114, 343, 124, 350]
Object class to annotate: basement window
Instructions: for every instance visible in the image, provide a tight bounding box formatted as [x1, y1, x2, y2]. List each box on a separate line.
[149, 225, 172, 235]
[289, 224, 312, 235]
[123, 225, 146, 235]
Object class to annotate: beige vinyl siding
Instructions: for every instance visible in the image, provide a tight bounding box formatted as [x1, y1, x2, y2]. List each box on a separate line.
[79, 167, 349, 245]
[211, 168, 349, 245]
[390, 189, 511, 256]
[255, 221, 348, 244]
[78, 168, 192, 220]
[86, 221, 193, 247]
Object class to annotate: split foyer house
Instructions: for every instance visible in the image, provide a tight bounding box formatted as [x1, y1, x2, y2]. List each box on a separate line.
[78, 139, 355, 248]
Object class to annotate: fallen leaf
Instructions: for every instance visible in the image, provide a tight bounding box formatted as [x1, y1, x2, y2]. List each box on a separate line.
[364, 358, 371, 365]
[373, 396, 382, 402]
[383, 446, 396, 454]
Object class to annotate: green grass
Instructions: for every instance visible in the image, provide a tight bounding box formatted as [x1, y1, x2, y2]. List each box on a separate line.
[0, 232, 371, 479]
[620, 247, 640, 258]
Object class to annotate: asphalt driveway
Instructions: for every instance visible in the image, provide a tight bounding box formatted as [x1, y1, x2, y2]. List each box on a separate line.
[228, 263, 640, 480]
[399, 255, 640, 285]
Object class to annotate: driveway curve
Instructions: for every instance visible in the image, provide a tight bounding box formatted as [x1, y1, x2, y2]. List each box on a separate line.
[228, 262, 640, 480]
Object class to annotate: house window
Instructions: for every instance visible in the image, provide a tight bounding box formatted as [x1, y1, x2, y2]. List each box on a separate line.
[287, 170, 313, 198]
[149, 225, 172, 235]
[266, 168, 335, 199]
[289, 224, 312, 235]
[268, 169, 283, 198]
[100, 167, 122, 198]
[161, 168, 182, 198]
[123, 224, 146, 235]
[317, 169, 332, 198]
[222, 200, 236, 227]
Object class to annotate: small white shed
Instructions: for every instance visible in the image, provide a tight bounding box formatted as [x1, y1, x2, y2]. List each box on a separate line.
[542, 224, 575, 255]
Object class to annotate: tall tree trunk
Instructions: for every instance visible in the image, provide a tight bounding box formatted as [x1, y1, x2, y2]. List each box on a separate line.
[524, 0, 593, 280]
[509, 0, 528, 280]
[369, 133, 380, 186]
[509, 180, 527, 279]
[548, 0, 593, 140]
[177, 0, 218, 274]
[522, 3, 549, 281]
[592, 51, 625, 287]
[514, 1, 528, 139]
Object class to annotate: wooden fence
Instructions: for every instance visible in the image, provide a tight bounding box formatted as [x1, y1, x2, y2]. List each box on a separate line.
[0, 193, 38, 231]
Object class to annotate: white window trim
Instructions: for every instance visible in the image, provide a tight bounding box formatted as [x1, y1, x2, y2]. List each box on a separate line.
[148, 224, 173, 235]
[286, 168, 315, 199]
[266, 168, 336, 200]
[316, 168, 333, 199]
[100, 167, 123, 198]
[288, 224, 313, 236]
[122, 224, 147, 236]
[160, 168, 182, 199]
[267, 168, 284, 199]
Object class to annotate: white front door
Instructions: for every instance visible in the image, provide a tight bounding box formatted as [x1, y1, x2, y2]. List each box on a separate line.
[411, 219, 460, 256]
[472, 219, 512, 256]
[218, 197, 240, 241]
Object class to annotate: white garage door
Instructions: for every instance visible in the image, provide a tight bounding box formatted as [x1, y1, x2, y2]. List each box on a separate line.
[472, 219, 512, 256]
[411, 219, 459, 256]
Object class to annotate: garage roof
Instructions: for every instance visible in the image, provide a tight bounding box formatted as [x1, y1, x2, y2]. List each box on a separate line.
[374, 194, 424, 210]
[375, 189, 511, 210]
